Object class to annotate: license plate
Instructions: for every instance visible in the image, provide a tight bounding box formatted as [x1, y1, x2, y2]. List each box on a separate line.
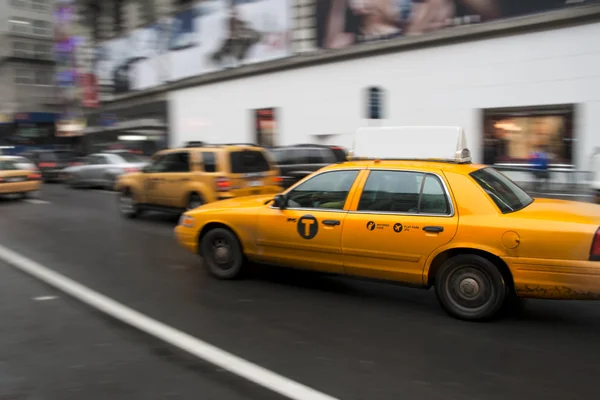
[6, 177, 25, 182]
[248, 180, 262, 187]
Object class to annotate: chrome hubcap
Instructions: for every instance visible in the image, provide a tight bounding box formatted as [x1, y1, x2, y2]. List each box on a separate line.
[445, 266, 492, 313]
[212, 238, 231, 266]
[458, 278, 480, 299]
[120, 194, 134, 213]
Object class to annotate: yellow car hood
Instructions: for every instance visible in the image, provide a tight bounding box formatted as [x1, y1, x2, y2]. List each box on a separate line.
[195, 194, 275, 212]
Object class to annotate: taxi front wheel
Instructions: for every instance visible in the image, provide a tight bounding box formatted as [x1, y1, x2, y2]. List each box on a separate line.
[200, 228, 244, 280]
[435, 254, 507, 322]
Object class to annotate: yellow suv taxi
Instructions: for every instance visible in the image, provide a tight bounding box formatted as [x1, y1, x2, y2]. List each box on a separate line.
[115, 142, 282, 218]
[174, 127, 600, 322]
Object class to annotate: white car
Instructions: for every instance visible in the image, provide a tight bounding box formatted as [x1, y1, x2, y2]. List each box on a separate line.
[63, 151, 149, 190]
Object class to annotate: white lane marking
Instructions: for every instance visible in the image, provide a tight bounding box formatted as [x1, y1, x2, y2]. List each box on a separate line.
[94, 190, 116, 194]
[33, 296, 58, 301]
[25, 199, 50, 204]
[0, 244, 338, 400]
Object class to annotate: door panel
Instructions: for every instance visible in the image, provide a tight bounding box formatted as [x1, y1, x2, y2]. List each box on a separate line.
[342, 214, 458, 284]
[256, 208, 346, 274]
[342, 170, 458, 285]
[254, 169, 363, 274]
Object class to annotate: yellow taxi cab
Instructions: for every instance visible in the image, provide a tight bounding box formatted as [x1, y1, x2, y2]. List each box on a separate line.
[115, 142, 282, 218]
[174, 127, 600, 321]
[0, 155, 41, 198]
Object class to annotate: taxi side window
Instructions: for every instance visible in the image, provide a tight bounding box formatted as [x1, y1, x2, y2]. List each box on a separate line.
[358, 171, 450, 215]
[160, 152, 190, 173]
[202, 152, 217, 172]
[286, 170, 359, 210]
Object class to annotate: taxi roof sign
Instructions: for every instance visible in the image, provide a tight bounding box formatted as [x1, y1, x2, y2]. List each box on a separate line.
[350, 126, 472, 163]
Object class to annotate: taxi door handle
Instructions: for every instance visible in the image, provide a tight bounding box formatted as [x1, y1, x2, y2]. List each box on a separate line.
[322, 220, 340, 226]
[423, 226, 444, 233]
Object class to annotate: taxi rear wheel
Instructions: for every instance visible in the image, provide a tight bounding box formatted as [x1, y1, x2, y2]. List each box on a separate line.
[200, 228, 244, 280]
[435, 254, 506, 322]
[187, 193, 204, 210]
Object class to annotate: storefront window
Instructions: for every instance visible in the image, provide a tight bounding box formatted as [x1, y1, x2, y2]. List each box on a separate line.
[254, 108, 277, 148]
[482, 105, 575, 166]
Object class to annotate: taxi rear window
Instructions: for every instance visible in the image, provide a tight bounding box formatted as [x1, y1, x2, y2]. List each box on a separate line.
[470, 167, 533, 214]
[229, 150, 271, 173]
[0, 160, 19, 171]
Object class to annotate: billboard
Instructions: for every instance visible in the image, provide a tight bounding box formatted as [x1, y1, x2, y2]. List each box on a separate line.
[315, 0, 600, 49]
[93, 0, 292, 95]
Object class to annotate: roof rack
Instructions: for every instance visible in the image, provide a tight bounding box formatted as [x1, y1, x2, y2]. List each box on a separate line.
[183, 141, 259, 148]
[349, 126, 472, 164]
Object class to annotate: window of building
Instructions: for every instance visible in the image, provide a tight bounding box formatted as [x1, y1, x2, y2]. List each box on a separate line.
[482, 104, 575, 166]
[10, 0, 28, 8]
[32, 20, 51, 36]
[15, 69, 34, 85]
[12, 41, 31, 57]
[34, 43, 52, 59]
[10, 17, 31, 35]
[34, 70, 53, 86]
[31, 0, 48, 12]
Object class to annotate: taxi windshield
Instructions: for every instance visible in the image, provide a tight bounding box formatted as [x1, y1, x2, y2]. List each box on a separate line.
[470, 167, 533, 214]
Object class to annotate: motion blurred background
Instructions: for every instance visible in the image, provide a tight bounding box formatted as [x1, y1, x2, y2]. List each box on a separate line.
[0, 0, 599, 193]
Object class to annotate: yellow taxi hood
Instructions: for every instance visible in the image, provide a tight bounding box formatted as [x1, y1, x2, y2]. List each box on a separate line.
[516, 198, 600, 225]
[193, 194, 275, 212]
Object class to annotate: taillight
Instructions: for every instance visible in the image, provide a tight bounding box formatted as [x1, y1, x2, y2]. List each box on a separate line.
[28, 172, 41, 180]
[69, 162, 82, 166]
[591, 228, 600, 261]
[124, 167, 139, 174]
[273, 176, 283, 184]
[39, 162, 56, 168]
[216, 177, 231, 191]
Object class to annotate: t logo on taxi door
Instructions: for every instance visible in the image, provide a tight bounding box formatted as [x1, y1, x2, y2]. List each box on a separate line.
[297, 215, 318, 240]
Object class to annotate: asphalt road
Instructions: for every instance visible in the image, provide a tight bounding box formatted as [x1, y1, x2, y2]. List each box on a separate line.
[0, 184, 599, 400]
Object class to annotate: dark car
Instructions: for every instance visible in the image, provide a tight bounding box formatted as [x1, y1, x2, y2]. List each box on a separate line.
[25, 149, 82, 182]
[269, 144, 348, 189]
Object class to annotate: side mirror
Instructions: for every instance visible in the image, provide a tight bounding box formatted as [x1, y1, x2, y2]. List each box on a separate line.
[272, 194, 287, 209]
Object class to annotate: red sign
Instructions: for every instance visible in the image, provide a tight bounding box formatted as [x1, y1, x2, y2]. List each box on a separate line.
[79, 73, 99, 108]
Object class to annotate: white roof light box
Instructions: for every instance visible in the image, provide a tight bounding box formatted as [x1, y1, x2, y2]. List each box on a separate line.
[350, 126, 472, 163]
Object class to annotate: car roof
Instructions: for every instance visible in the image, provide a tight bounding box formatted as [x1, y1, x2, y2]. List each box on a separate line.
[159, 144, 266, 154]
[320, 159, 485, 174]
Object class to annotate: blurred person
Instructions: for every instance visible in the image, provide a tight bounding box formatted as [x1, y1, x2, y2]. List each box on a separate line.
[211, 5, 262, 67]
[529, 144, 550, 192]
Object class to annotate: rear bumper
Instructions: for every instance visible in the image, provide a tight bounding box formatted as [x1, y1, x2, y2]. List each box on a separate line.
[41, 169, 64, 180]
[506, 257, 600, 300]
[0, 181, 41, 195]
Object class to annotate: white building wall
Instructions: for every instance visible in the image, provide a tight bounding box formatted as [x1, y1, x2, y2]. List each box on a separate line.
[169, 21, 600, 171]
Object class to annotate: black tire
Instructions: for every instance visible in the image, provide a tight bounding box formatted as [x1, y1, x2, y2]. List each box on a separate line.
[200, 228, 244, 280]
[187, 193, 204, 210]
[118, 189, 139, 219]
[435, 254, 507, 322]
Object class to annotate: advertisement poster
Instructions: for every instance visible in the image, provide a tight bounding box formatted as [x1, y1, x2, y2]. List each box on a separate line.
[482, 105, 575, 166]
[315, 0, 600, 49]
[93, 0, 292, 94]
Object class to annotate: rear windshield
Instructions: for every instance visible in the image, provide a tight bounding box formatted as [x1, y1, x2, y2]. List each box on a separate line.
[330, 147, 347, 162]
[229, 150, 271, 174]
[116, 153, 149, 163]
[470, 167, 533, 214]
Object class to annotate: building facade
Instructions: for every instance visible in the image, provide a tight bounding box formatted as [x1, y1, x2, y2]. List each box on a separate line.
[75, 0, 600, 183]
[0, 0, 63, 148]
